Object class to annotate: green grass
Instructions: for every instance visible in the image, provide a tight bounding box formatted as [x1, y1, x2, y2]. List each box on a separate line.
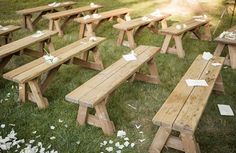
[0, 0, 236, 153]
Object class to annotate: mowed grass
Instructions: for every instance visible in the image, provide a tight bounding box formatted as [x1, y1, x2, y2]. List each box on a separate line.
[0, 0, 236, 152]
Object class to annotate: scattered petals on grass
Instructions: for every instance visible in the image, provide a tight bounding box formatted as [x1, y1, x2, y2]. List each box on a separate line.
[50, 126, 55, 130]
[105, 146, 113, 152]
[139, 139, 145, 142]
[130, 143, 135, 148]
[117, 130, 126, 138]
[58, 119, 63, 123]
[76, 141, 80, 145]
[32, 131, 37, 134]
[1, 124, 6, 128]
[109, 140, 113, 144]
[50, 136, 56, 140]
[124, 141, 130, 147]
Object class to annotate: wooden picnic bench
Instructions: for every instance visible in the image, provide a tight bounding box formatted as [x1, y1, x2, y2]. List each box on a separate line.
[65, 45, 161, 135]
[3, 37, 105, 109]
[0, 25, 21, 45]
[0, 30, 57, 71]
[74, 8, 130, 39]
[214, 26, 236, 69]
[149, 55, 225, 153]
[43, 4, 103, 37]
[17, 1, 76, 31]
[160, 19, 212, 58]
[113, 13, 170, 49]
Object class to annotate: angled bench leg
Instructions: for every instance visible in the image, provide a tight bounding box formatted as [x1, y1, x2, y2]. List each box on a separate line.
[117, 30, 125, 46]
[161, 34, 172, 54]
[85, 23, 95, 38]
[213, 74, 224, 93]
[228, 45, 236, 69]
[191, 27, 201, 40]
[135, 58, 161, 84]
[25, 14, 34, 31]
[54, 19, 64, 37]
[49, 19, 55, 31]
[32, 11, 47, 26]
[79, 23, 86, 39]
[173, 35, 185, 58]
[94, 102, 115, 135]
[126, 30, 136, 49]
[28, 79, 49, 109]
[92, 47, 104, 70]
[202, 23, 212, 41]
[46, 38, 55, 52]
[149, 127, 171, 153]
[0, 55, 13, 71]
[214, 43, 225, 56]
[181, 133, 201, 153]
[161, 19, 168, 29]
[19, 83, 27, 103]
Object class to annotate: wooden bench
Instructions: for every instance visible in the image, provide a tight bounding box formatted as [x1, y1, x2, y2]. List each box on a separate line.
[3, 37, 105, 109]
[65, 45, 161, 135]
[43, 4, 103, 37]
[0, 30, 57, 71]
[149, 55, 225, 153]
[0, 25, 21, 45]
[74, 8, 130, 39]
[113, 13, 170, 49]
[160, 19, 212, 58]
[214, 26, 236, 69]
[17, 1, 76, 31]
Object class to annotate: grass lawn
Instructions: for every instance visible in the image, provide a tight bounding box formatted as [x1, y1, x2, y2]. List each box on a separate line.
[0, 0, 236, 152]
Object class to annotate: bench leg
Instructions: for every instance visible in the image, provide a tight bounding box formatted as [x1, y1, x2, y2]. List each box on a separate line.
[79, 23, 86, 39]
[149, 127, 171, 153]
[0, 55, 12, 71]
[214, 43, 225, 56]
[228, 45, 236, 69]
[135, 58, 161, 84]
[19, 83, 27, 103]
[28, 79, 49, 109]
[85, 23, 95, 38]
[32, 11, 47, 26]
[213, 74, 225, 93]
[49, 19, 55, 31]
[202, 23, 212, 41]
[173, 35, 185, 58]
[161, 19, 168, 29]
[92, 46, 104, 70]
[25, 14, 34, 31]
[181, 133, 201, 153]
[54, 19, 64, 37]
[126, 30, 136, 49]
[161, 34, 172, 54]
[94, 102, 115, 136]
[46, 38, 55, 52]
[117, 30, 125, 46]
[77, 106, 88, 125]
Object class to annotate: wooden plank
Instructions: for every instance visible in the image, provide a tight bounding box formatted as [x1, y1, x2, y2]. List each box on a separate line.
[16, 1, 76, 15]
[152, 55, 209, 128]
[73, 46, 159, 107]
[74, 8, 130, 24]
[166, 136, 184, 151]
[160, 19, 210, 35]
[3, 37, 106, 83]
[228, 45, 236, 69]
[42, 5, 102, 19]
[0, 30, 57, 58]
[0, 25, 21, 36]
[173, 56, 224, 133]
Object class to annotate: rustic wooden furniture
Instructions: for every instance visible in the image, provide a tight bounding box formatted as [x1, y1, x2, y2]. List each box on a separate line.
[0, 25, 21, 45]
[43, 5, 103, 37]
[17, 1, 76, 31]
[0, 30, 57, 71]
[113, 13, 170, 49]
[160, 19, 212, 58]
[149, 55, 225, 153]
[65, 45, 161, 135]
[3, 37, 105, 109]
[74, 8, 130, 39]
[214, 26, 236, 69]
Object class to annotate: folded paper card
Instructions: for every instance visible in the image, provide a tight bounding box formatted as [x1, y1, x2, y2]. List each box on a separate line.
[176, 24, 187, 30]
[0, 26, 9, 31]
[150, 9, 162, 17]
[83, 15, 91, 20]
[92, 14, 101, 19]
[123, 52, 137, 61]
[142, 16, 153, 22]
[89, 36, 97, 42]
[202, 52, 213, 61]
[211, 62, 222, 67]
[185, 79, 208, 87]
[43, 55, 59, 64]
[217, 104, 234, 116]
[32, 31, 44, 38]
[125, 15, 131, 21]
[219, 31, 236, 40]
[90, 3, 98, 8]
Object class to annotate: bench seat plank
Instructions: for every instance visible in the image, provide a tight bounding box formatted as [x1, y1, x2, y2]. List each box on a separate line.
[66, 46, 158, 107]
[113, 14, 170, 31]
[160, 19, 210, 35]
[152, 55, 209, 128]
[173, 57, 224, 133]
[0, 30, 57, 59]
[0, 25, 21, 36]
[16, 1, 76, 15]
[3, 37, 106, 84]
[43, 5, 103, 20]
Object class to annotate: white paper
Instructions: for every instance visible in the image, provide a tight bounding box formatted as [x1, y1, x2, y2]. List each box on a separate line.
[92, 13, 101, 19]
[202, 52, 213, 61]
[142, 16, 153, 22]
[123, 53, 137, 61]
[150, 9, 162, 17]
[0, 26, 8, 31]
[125, 15, 131, 21]
[185, 79, 208, 87]
[89, 36, 97, 42]
[48, 2, 56, 6]
[211, 62, 222, 67]
[217, 104, 234, 116]
[83, 15, 91, 20]
[90, 2, 98, 8]
[195, 19, 206, 22]
[32, 31, 44, 38]
[43, 55, 59, 64]
[122, 40, 129, 47]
